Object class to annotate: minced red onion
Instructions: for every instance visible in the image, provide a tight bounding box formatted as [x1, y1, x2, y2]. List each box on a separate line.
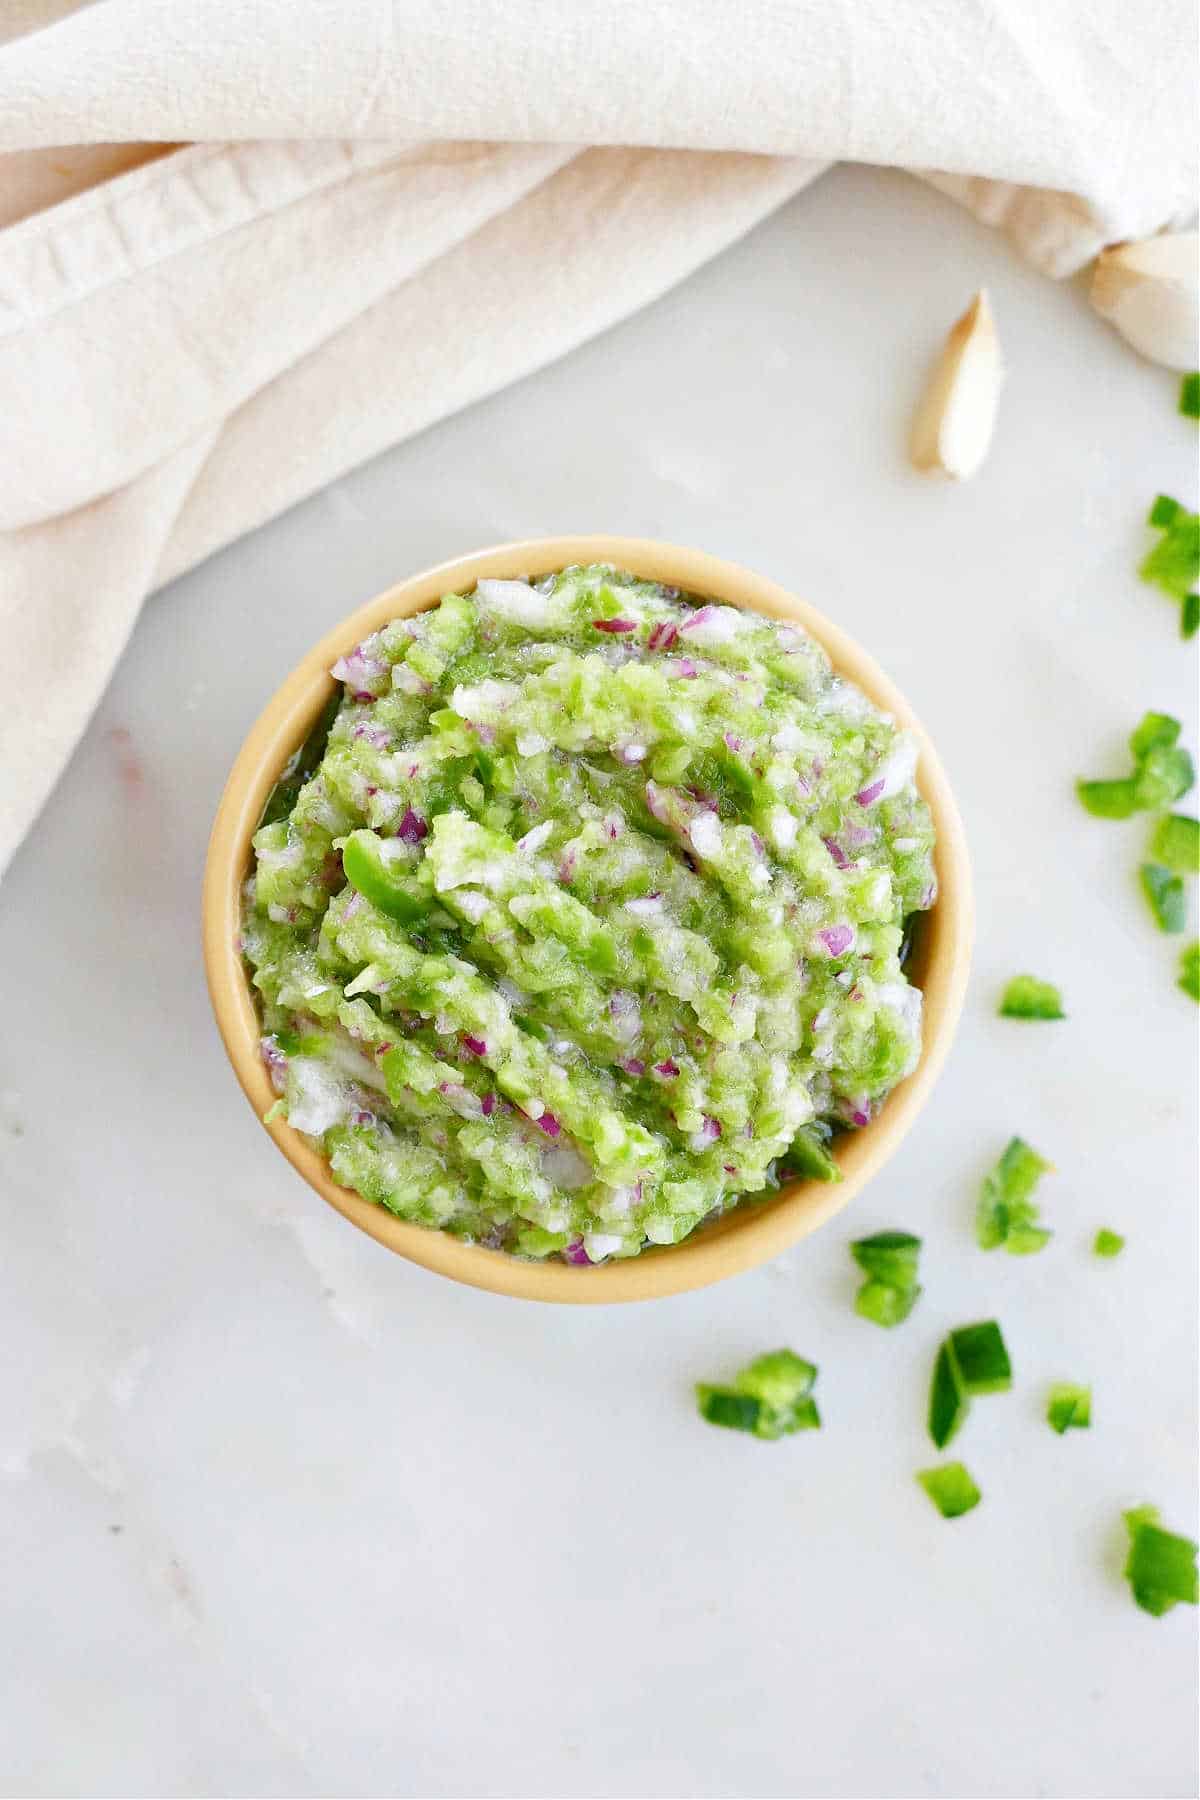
[689, 1115, 722, 1152]
[398, 806, 428, 844]
[331, 646, 388, 692]
[822, 835, 849, 869]
[817, 924, 855, 957]
[592, 618, 638, 634]
[352, 724, 393, 748]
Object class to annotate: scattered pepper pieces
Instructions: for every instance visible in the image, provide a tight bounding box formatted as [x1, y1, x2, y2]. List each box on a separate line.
[786, 1126, 842, 1184]
[1123, 1506, 1199, 1617]
[696, 1349, 821, 1441]
[850, 1230, 922, 1328]
[1047, 1383, 1092, 1434]
[1078, 712, 1194, 818]
[999, 974, 1065, 1020]
[928, 1321, 1013, 1448]
[1139, 862, 1187, 933]
[977, 1137, 1053, 1254]
[1093, 1228, 1126, 1258]
[917, 1462, 981, 1518]
[1140, 495, 1200, 636]
[1150, 813, 1200, 873]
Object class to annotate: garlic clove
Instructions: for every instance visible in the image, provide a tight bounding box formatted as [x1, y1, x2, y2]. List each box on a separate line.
[1090, 231, 1199, 371]
[910, 290, 1003, 481]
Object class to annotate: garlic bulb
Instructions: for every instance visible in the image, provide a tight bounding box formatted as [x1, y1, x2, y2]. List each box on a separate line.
[1090, 232, 1199, 371]
[910, 290, 1003, 481]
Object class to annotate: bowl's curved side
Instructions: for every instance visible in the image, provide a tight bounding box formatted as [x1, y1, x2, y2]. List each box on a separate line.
[203, 536, 973, 1303]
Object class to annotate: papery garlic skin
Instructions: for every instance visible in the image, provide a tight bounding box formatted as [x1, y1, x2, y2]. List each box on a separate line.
[910, 290, 1003, 481]
[1090, 232, 1199, 371]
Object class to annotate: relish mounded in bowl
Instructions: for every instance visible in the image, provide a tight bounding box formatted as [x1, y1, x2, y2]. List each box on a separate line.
[240, 562, 937, 1264]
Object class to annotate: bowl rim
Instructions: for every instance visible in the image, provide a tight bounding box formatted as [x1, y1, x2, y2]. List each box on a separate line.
[202, 535, 973, 1303]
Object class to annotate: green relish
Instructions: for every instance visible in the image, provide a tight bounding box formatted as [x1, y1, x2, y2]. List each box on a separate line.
[242, 566, 936, 1261]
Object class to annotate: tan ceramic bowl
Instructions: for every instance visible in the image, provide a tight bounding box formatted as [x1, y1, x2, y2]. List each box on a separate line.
[204, 537, 972, 1303]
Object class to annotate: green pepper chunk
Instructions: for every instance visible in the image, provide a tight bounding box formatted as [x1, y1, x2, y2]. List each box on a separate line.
[696, 1389, 763, 1433]
[855, 1280, 920, 1327]
[1134, 745, 1195, 811]
[342, 829, 432, 925]
[1140, 863, 1187, 934]
[1129, 711, 1181, 759]
[999, 974, 1065, 1020]
[917, 1462, 981, 1518]
[696, 1349, 820, 1441]
[1076, 778, 1140, 820]
[851, 1229, 921, 1287]
[1123, 1506, 1199, 1617]
[977, 1137, 1053, 1253]
[949, 1321, 1013, 1394]
[785, 1127, 842, 1183]
[928, 1342, 968, 1449]
[1046, 1383, 1091, 1434]
[1150, 814, 1200, 874]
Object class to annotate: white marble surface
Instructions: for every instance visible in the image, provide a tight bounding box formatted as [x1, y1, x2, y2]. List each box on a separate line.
[1, 165, 1197, 1800]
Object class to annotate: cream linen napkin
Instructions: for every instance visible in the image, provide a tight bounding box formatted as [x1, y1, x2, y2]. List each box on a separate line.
[0, 0, 1196, 875]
